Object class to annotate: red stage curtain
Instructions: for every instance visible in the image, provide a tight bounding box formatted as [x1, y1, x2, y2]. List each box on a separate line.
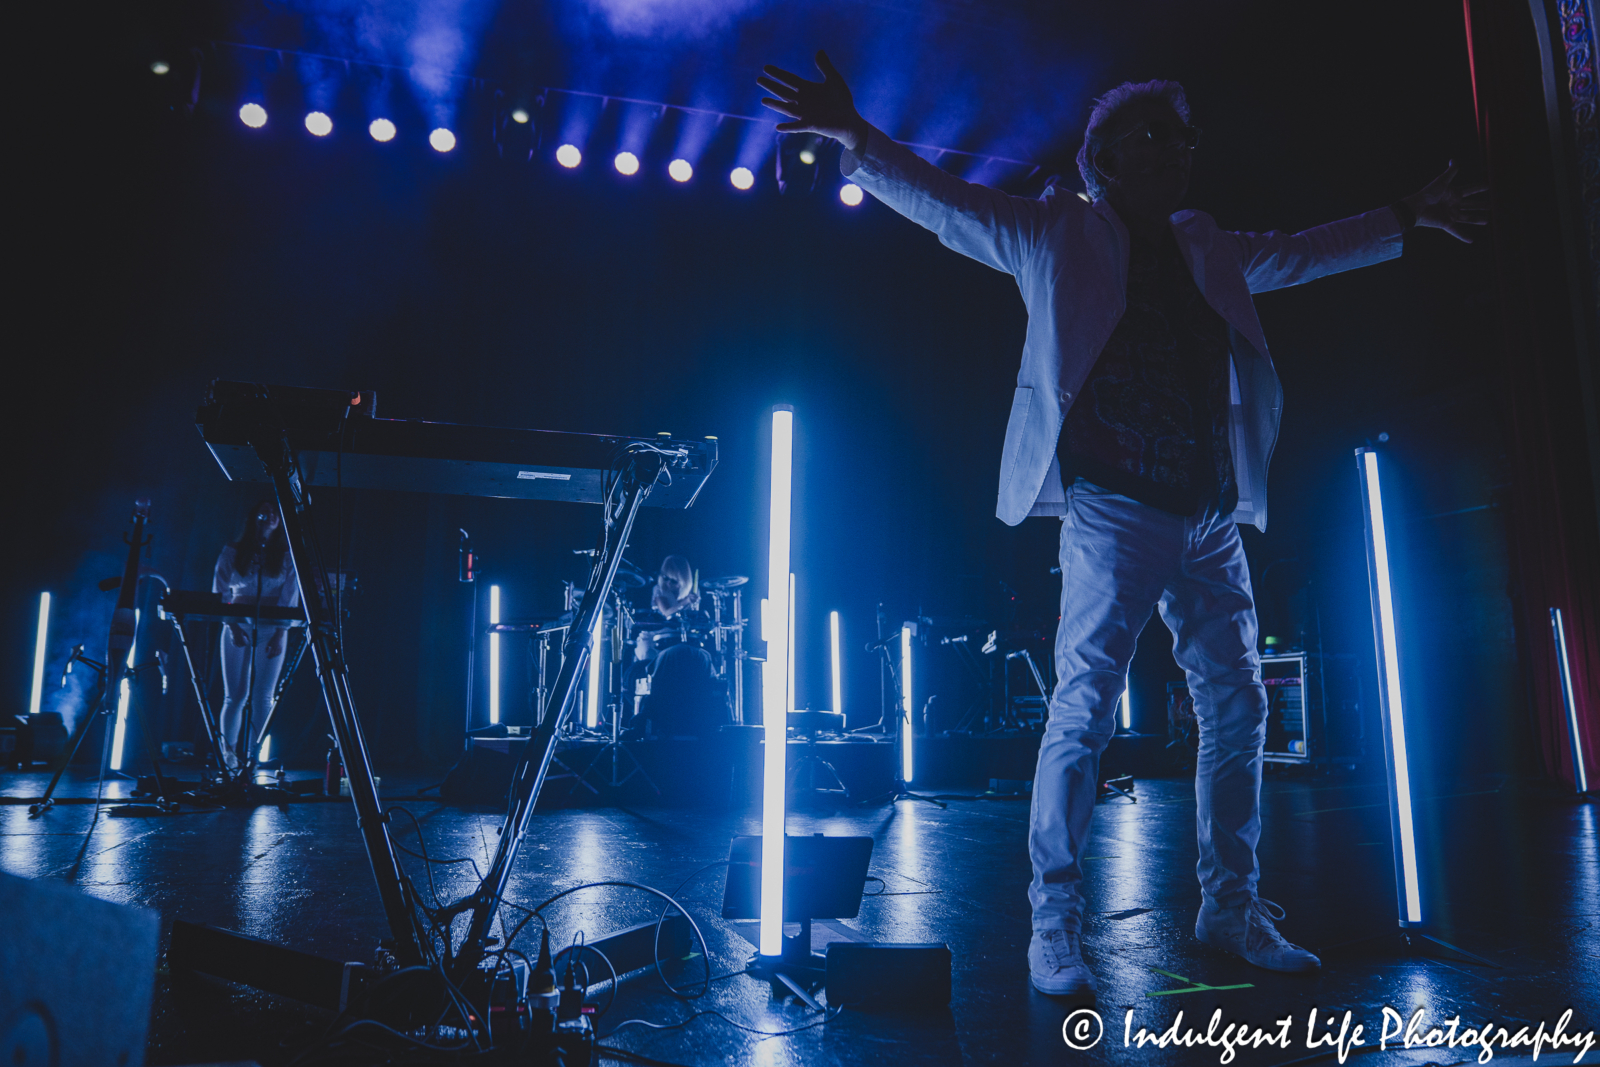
[1461, 0, 1600, 789]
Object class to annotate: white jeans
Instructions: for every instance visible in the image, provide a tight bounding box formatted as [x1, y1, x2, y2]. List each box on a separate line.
[219, 629, 287, 768]
[1028, 478, 1268, 931]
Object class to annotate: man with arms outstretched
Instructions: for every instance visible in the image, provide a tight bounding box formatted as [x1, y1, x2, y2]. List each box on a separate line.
[758, 51, 1484, 995]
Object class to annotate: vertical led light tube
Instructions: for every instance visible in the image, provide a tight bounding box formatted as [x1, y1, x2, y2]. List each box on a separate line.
[1551, 608, 1589, 793]
[830, 611, 842, 717]
[760, 405, 794, 958]
[489, 585, 502, 725]
[110, 609, 138, 771]
[900, 623, 914, 783]
[29, 592, 50, 717]
[1356, 448, 1422, 925]
[1120, 684, 1131, 730]
[587, 611, 604, 729]
[259, 735, 272, 763]
[787, 574, 797, 714]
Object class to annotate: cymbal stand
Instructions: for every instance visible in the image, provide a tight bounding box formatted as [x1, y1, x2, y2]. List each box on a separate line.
[446, 445, 675, 982]
[857, 636, 946, 809]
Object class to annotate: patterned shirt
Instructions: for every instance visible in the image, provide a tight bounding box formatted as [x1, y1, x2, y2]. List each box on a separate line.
[1058, 227, 1237, 516]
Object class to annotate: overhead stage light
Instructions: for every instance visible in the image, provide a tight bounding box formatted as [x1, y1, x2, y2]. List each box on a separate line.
[150, 61, 170, 75]
[239, 103, 268, 129]
[840, 183, 864, 207]
[556, 144, 582, 168]
[760, 404, 795, 958]
[305, 111, 332, 137]
[430, 128, 456, 153]
[798, 148, 816, 165]
[730, 166, 754, 191]
[614, 151, 639, 176]
[669, 158, 693, 182]
[511, 108, 530, 124]
[368, 118, 396, 142]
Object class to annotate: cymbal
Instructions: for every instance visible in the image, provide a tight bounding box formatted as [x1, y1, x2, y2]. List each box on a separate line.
[703, 575, 748, 591]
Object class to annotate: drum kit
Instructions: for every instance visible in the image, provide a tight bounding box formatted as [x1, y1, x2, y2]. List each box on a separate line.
[491, 563, 753, 739]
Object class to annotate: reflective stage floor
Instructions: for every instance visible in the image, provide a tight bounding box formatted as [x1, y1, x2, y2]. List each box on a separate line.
[1, 767, 1595, 1066]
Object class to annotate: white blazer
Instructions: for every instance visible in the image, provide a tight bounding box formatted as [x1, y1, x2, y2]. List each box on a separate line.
[842, 126, 1405, 530]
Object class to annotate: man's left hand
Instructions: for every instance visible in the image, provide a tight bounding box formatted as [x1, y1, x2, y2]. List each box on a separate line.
[1402, 162, 1489, 243]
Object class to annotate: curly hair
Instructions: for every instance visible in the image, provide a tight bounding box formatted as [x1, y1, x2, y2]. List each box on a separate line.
[1075, 79, 1191, 202]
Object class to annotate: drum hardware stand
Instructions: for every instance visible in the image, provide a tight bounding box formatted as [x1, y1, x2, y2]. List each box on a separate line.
[786, 713, 849, 805]
[574, 591, 659, 797]
[30, 503, 179, 817]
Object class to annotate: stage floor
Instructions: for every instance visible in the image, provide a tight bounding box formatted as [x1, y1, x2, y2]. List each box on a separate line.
[1, 768, 1594, 1066]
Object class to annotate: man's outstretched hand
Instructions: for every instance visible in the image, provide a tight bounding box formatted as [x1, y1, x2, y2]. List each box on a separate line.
[1401, 162, 1489, 243]
[758, 50, 870, 155]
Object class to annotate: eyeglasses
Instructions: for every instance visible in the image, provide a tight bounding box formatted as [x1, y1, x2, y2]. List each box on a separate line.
[1105, 118, 1201, 150]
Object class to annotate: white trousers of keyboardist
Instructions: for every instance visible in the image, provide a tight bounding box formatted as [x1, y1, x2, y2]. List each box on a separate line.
[219, 629, 287, 770]
[1028, 478, 1269, 931]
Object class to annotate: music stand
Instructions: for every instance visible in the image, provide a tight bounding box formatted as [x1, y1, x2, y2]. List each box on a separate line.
[723, 834, 873, 1007]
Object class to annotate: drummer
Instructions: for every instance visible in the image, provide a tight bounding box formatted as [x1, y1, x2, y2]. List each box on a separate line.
[627, 556, 722, 735]
[630, 555, 706, 657]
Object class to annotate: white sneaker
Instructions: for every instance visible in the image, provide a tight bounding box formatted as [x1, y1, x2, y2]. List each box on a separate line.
[1028, 929, 1097, 996]
[1195, 898, 1321, 972]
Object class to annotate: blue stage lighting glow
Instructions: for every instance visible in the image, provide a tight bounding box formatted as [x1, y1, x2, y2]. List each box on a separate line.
[489, 585, 501, 725]
[901, 623, 914, 782]
[760, 405, 794, 957]
[110, 609, 138, 772]
[239, 103, 268, 128]
[368, 118, 396, 142]
[429, 128, 457, 153]
[305, 111, 333, 137]
[511, 109, 530, 124]
[587, 611, 603, 729]
[614, 151, 640, 176]
[556, 144, 582, 168]
[30, 592, 49, 718]
[668, 158, 693, 182]
[1551, 608, 1589, 793]
[830, 610, 842, 718]
[840, 183, 864, 207]
[1357, 448, 1422, 924]
[730, 166, 754, 191]
[150, 61, 170, 75]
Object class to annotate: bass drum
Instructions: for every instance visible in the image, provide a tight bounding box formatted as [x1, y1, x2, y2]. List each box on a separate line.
[640, 643, 729, 739]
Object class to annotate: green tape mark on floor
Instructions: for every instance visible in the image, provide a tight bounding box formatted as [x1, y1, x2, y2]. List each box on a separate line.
[1145, 967, 1254, 997]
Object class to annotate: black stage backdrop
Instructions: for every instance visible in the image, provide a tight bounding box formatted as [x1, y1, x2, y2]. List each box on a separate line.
[9, 0, 1561, 796]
